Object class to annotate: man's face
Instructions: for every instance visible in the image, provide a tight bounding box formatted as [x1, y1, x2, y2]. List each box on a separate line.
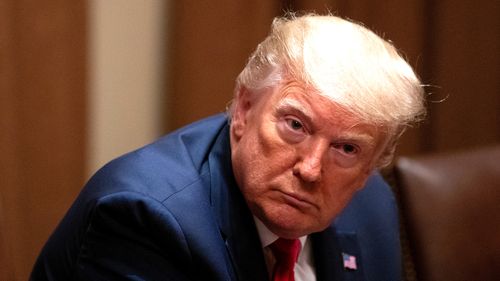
[230, 80, 387, 239]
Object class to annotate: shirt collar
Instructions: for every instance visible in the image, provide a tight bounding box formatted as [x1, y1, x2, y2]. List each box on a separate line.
[253, 216, 308, 250]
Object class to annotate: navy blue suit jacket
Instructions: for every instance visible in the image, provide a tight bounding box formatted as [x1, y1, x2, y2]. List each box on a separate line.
[31, 114, 401, 281]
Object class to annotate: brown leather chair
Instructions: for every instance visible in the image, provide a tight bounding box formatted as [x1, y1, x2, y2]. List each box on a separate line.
[392, 145, 500, 281]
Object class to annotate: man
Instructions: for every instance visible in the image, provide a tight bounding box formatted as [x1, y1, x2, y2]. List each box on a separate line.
[31, 14, 425, 281]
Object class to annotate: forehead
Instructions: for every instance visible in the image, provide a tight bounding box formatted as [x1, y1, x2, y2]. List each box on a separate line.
[269, 82, 366, 124]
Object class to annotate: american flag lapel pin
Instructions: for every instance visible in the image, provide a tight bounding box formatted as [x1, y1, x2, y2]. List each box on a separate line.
[342, 252, 357, 270]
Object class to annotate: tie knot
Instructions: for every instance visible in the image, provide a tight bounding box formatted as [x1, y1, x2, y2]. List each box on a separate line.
[270, 238, 301, 265]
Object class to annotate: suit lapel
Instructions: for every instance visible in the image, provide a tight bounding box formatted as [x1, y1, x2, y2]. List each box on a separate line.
[208, 124, 269, 281]
[312, 226, 345, 281]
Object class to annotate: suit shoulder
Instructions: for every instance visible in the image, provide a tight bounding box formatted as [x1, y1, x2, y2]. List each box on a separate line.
[84, 114, 229, 202]
[336, 172, 398, 230]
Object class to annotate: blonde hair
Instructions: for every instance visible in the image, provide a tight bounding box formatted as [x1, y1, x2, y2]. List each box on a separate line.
[231, 14, 426, 167]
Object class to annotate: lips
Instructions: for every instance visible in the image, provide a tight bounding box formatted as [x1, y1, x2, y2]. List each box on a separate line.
[279, 191, 317, 210]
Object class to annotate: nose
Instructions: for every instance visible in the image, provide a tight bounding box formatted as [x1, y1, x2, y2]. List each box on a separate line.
[293, 141, 327, 183]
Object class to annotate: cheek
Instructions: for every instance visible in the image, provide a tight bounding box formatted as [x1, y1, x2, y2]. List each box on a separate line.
[241, 141, 295, 187]
[233, 128, 277, 185]
[246, 122, 296, 166]
[233, 115, 300, 177]
[234, 128, 297, 198]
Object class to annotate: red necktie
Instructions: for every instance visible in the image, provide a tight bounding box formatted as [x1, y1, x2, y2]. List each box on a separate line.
[270, 238, 301, 281]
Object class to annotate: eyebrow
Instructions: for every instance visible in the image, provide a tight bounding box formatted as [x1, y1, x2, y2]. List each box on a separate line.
[275, 98, 313, 122]
[334, 131, 376, 147]
[275, 98, 378, 147]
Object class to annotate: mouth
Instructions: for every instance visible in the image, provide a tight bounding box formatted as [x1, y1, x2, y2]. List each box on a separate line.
[278, 190, 317, 211]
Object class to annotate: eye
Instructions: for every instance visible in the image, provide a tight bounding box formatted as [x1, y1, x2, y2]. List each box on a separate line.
[287, 118, 304, 131]
[331, 143, 360, 168]
[276, 116, 308, 143]
[333, 143, 359, 155]
[341, 144, 357, 154]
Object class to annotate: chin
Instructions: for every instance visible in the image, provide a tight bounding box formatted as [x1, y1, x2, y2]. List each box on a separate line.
[262, 208, 321, 239]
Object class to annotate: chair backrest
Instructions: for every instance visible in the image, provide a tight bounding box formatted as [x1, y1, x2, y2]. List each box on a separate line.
[394, 145, 500, 281]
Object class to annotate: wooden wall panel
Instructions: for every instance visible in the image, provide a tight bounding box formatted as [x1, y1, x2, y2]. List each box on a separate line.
[0, 1, 87, 280]
[429, 0, 500, 152]
[0, 0, 17, 278]
[167, 1, 283, 130]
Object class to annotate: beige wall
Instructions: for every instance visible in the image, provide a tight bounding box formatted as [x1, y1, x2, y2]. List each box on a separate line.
[88, 0, 169, 175]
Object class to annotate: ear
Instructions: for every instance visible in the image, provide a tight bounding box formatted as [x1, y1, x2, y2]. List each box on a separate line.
[231, 86, 254, 139]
